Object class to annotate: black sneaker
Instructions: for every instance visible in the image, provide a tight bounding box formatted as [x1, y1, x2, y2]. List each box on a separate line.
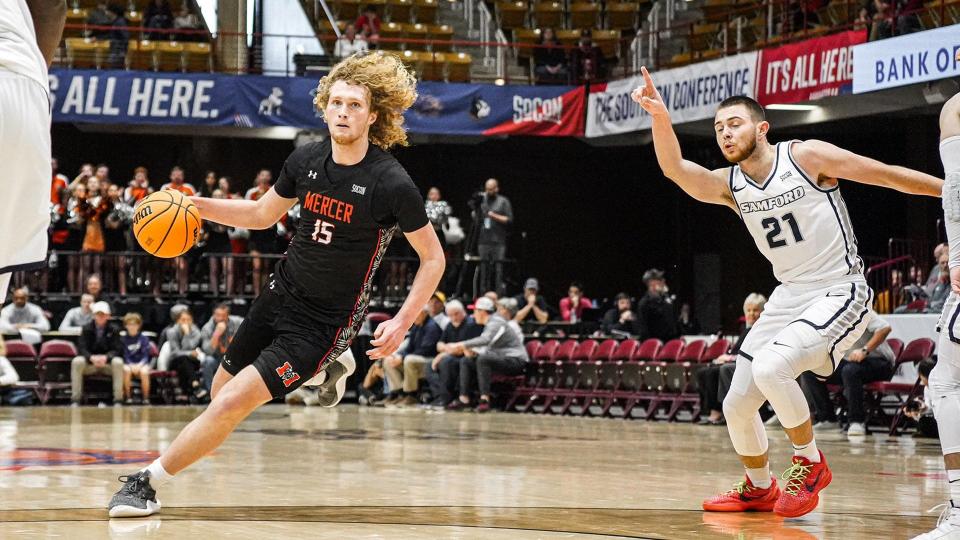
[108, 471, 161, 518]
[317, 353, 356, 408]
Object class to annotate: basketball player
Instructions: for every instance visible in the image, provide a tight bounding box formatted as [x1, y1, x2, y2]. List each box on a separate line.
[911, 93, 960, 540]
[631, 66, 942, 518]
[0, 0, 65, 300]
[108, 52, 445, 517]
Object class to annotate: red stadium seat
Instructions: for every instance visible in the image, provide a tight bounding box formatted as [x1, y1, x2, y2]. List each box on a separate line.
[660, 340, 708, 421]
[525, 339, 542, 360]
[610, 339, 639, 362]
[534, 339, 560, 363]
[864, 337, 935, 435]
[886, 338, 904, 362]
[554, 340, 601, 415]
[553, 339, 579, 363]
[39, 340, 78, 404]
[640, 338, 686, 420]
[5, 341, 40, 397]
[593, 339, 618, 362]
[702, 338, 731, 363]
[632, 338, 662, 362]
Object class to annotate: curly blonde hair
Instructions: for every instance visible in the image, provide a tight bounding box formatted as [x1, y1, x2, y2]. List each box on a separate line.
[313, 52, 418, 150]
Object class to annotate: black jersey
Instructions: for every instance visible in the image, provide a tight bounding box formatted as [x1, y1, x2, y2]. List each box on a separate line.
[272, 140, 428, 327]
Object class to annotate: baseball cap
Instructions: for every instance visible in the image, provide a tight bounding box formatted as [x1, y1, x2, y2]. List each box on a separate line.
[642, 268, 665, 283]
[92, 301, 111, 315]
[524, 278, 539, 291]
[473, 297, 496, 313]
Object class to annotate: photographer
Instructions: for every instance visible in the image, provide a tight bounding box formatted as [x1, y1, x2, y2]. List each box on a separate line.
[471, 178, 513, 296]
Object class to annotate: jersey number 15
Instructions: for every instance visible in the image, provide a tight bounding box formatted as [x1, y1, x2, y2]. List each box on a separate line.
[312, 220, 335, 244]
[761, 212, 804, 249]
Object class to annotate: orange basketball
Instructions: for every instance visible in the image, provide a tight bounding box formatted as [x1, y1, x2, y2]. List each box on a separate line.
[132, 190, 202, 258]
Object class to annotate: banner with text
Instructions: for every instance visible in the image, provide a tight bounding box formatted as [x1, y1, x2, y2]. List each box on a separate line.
[49, 69, 586, 137]
[585, 51, 758, 138]
[852, 25, 960, 93]
[755, 30, 866, 105]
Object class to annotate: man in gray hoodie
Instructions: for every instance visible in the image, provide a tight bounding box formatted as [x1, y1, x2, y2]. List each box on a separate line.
[448, 296, 528, 413]
[200, 304, 244, 392]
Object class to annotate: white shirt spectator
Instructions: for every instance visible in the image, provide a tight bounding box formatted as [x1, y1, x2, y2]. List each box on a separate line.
[0, 356, 19, 386]
[60, 306, 94, 333]
[334, 35, 368, 59]
[0, 302, 50, 333]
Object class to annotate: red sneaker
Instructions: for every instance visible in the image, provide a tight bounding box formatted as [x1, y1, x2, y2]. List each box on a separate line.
[774, 451, 832, 518]
[702, 476, 781, 512]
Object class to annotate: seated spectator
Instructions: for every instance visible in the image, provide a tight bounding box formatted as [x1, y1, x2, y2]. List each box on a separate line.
[903, 358, 939, 438]
[0, 336, 21, 404]
[637, 269, 679, 341]
[602, 293, 639, 335]
[448, 297, 528, 413]
[559, 281, 592, 323]
[59, 293, 96, 333]
[0, 287, 51, 333]
[70, 302, 123, 405]
[164, 309, 207, 402]
[696, 293, 766, 425]
[533, 28, 567, 84]
[875, 268, 906, 313]
[86, 2, 112, 39]
[200, 303, 244, 391]
[173, 4, 203, 41]
[928, 250, 951, 312]
[355, 5, 382, 41]
[145, 0, 174, 40]
[925, 243, 948, 294]
[800, 312, 894, 436]
[333, 24, 368, 59]
[86, 274, 107, 303]
[514, 278, 549, 325]
[156, 303, 189, 369]
[428, 291, 450, 330]
[121, 313, 152, 405]
[569, 30, 605, 83]
[382, 306, 443, 407]
[430, 300, 483, 408]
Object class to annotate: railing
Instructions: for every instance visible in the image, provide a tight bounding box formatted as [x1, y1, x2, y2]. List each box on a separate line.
[865, 255, 921, 314]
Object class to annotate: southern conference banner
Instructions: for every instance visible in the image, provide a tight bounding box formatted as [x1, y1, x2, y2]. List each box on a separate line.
[49, 69, 586, 137]
[585, 51, 759, 138]
[755, 30, 866, 105]
[852, 25, 960, 93]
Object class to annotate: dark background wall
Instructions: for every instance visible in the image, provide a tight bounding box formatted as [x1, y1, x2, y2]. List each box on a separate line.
[51, 112, 944, 332]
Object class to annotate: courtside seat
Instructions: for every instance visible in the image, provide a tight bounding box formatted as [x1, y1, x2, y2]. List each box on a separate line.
[5, 341, 40, 398]
[701, 338, 731, 363]
[593, 339, 618, 362]
[864, 337, 935, 434]
[39, 340, 78, 404]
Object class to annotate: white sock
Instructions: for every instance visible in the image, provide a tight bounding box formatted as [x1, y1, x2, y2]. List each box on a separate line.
[143, 458, 173, 487]
[793, 438, 820, 463]
[745, 465, 772, 489]
[949, 469, 960, 506]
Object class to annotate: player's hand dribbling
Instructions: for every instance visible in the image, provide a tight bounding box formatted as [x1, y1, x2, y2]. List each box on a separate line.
[368, 318, 408, 359]
[630, 66, 668, 117]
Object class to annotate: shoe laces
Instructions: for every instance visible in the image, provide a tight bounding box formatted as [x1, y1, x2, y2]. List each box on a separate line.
[927, 502, 960, 530]
[117, 473, 147, 495]
[726, 479, 753, 496]
[780, 461, 813, 496]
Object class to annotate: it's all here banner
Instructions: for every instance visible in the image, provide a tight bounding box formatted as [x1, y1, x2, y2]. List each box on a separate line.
[755, 30, 866, 105]
[48, 69, 586, 137]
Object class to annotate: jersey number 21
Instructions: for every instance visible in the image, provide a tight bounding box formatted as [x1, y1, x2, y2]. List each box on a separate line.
[761, 212, 803, 249]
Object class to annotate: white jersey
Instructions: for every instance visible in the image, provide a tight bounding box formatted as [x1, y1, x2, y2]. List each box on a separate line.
[729, 140, 862, 285]
[0, 0, 48, 91]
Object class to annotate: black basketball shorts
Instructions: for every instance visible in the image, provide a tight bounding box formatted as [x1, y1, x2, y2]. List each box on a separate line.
[222, 281, 352, 398]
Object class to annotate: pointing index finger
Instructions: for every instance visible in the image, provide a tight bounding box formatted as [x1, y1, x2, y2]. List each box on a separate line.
[641, 65, 654, 87]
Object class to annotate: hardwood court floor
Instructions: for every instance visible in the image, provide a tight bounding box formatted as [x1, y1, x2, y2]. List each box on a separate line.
[0, 404, 949, 539]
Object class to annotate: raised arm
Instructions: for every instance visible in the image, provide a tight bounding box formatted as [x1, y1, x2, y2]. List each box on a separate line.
[26, 0, 66, 66]
[631, 67, 735, 209]
[792, 139, 942, 197]
[367, 224, 446, 359]
[189, 187, 296, 230]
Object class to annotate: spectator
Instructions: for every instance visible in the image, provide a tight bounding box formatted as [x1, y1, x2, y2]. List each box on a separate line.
[200, 171, 218, 197]
[106, 4, 129, 69]
[104, 183, 131, 295]
[678, 302, 701, 335]
[94, 163, 111, 187]
[144, 0, 174, 40]
[78, 176, 112, 283]
[121, 312, 152, 405]
[164, 309, 207, 402]
[870, 0, 893, 40]
[569, 30, 605, 83]
[430, 299, 482, 408]
[928, 250, 951, 312]
[533, 27, 567, 84]
[696, 293, 766, 425]
[246, 169, 277, 296]
[124, 167, 153, 204]
[903, 358, 939, 438]
[896, 0, 922, 34]
[925, 243, 948, 293]
[59, 293, 96, 333]
[449, 297, 528, 413]
[559, 281, 592, 323]
[800, 312, 895, 437]
[637, 269, 679, 341]
[355, 5, 382, 40]
[382, 306, 443, 407]
[428, 291, 450, 330]
[875, 268, 906, 313]
[334, 23, 368, 59]
[173, 4, 202, 41]
[0, 287, 51, 333]
[50, 159, 72, 290]
[513, 277, 549, 324]
[475, 178, 513, 296]
[425, 186, 453, 251]
[199, 303, 243, 391]
[601, 292, 639, 334]
[85, 274, 107, 303]
[70, 302, 123, 405]
[66, 183, 89, 293]
[203, 189, 234, 295]
[161, 166, 196, 195]
[86, 2, 112, 39]
[0, 336, 21, 404]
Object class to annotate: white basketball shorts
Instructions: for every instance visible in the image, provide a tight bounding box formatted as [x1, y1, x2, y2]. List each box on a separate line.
[0, 70, 50, 274]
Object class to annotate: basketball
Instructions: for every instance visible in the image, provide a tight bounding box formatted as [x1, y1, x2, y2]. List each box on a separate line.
[132, 190, 202, 258]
